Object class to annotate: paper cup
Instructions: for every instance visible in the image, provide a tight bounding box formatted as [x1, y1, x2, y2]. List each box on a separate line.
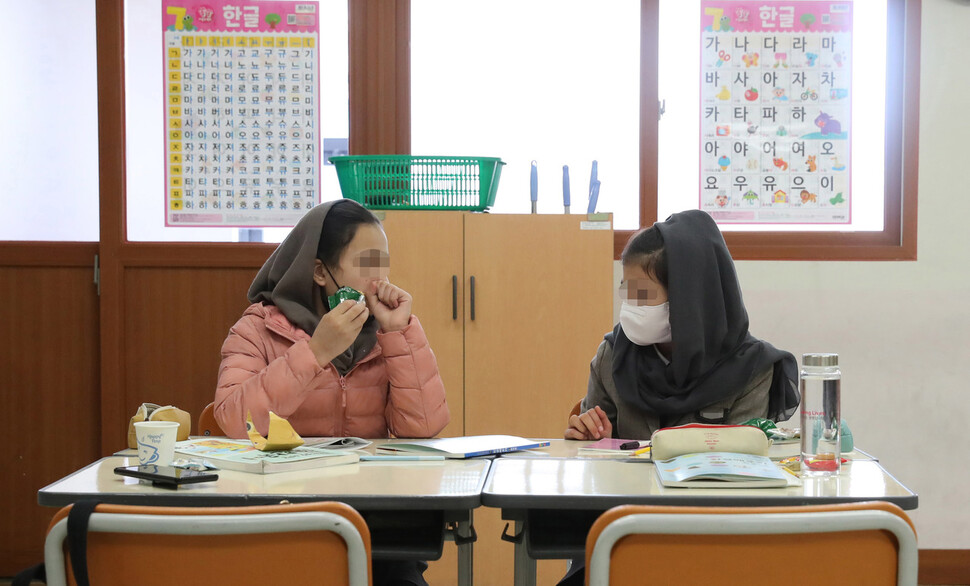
[134, 421, 179, 466]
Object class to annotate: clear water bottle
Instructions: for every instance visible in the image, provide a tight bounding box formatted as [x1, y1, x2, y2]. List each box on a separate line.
[800, 353, 841, 475]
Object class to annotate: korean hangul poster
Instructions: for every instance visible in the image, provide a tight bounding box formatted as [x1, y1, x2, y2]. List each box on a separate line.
[162, 0, 321, 227]
[699, 1, 852, 224]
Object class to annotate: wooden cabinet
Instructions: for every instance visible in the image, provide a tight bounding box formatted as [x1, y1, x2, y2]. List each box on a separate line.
[381, 211, 614, 585]
[461, 214, 614, 437]
[381, 211, 614, 436]
[379, 211, 466, 438]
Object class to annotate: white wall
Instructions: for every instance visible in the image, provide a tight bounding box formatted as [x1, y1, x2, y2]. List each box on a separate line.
[612, 0, 969, 548]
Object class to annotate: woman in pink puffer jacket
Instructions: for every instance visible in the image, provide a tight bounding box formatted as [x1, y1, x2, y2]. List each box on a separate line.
[214, 199, 449, 441]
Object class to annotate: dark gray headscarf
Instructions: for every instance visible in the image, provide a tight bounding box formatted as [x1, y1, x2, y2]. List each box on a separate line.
[608, 210, 800, 422]
[248, 200, 378, 375]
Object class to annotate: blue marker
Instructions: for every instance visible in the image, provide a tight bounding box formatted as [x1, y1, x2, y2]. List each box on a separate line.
[530, 160, 538, 214]
[562, 165, 571, 214]
[587, 179, 601, 214]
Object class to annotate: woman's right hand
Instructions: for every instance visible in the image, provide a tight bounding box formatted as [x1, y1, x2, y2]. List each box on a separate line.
[308, 300, 370, 366]
[564, 405, 613, 440]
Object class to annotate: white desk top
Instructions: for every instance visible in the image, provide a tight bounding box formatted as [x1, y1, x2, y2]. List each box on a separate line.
[482, 457, 917, 510]
[39, 455, 490, 510]
[40, 439, 904, 512]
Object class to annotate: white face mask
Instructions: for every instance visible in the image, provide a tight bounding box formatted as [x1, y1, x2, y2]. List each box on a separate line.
[619, 301, 672, 346]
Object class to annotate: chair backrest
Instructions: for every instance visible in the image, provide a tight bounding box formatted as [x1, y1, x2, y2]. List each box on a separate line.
[586, 501, 917, 586]
[197, 401, 225, 436]
[45, 501, 371, 586]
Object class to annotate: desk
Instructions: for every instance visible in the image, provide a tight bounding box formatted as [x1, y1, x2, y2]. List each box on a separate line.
[483, 441, 917, 586]
[39, 455, 488, 586]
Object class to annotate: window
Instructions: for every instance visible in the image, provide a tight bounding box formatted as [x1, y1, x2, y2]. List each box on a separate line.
[123, 0, 349, 243]
[658, 0, 886, 233]
[408, 0, 919, 259]
[0, 0, 99, 242]
[645, 0, 918, 259]
[412, 0, 641, 223]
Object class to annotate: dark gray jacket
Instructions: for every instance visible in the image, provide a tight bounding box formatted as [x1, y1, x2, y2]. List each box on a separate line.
[581, 339, 773, 440]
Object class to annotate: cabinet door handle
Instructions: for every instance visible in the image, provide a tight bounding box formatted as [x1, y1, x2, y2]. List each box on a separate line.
[452, 275, 458, 320]
[470, 276, 476, 321]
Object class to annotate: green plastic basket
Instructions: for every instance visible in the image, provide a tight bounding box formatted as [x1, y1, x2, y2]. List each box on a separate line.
[331, 155, 505, 211]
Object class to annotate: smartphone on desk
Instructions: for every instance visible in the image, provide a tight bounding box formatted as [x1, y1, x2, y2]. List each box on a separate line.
[114, 465, 218, 488]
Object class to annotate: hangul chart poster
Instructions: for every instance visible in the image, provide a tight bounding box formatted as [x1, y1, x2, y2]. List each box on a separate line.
[699, 1, 852, 224]
[163, 0, 320, 227]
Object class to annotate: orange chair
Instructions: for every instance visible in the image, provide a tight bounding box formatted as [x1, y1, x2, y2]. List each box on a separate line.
[585, 502, 917, 586]
[569, 399, 583, 419]
[197, 401, 225, 436]
[44, 501, 372, 586]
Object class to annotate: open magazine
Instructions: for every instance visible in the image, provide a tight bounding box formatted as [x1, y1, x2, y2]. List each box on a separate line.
[654, 451, 796, 488]
[175, 438, 359, 474]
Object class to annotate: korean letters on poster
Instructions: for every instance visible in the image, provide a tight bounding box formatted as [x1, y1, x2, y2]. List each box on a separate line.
[699, 1, 851, 224]
[163, 0, 321, 227]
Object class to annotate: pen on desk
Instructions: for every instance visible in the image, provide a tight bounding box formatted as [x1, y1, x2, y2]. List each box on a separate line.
[562, 165, 570, 214]
[632, 446, 651, 456]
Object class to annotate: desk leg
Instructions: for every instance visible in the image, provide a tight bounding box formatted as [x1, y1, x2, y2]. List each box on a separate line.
[513, 520, 536, 586]
[456, 513, 474, 586]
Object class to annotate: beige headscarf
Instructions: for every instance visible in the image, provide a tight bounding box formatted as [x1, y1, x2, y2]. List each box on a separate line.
[248, 200, 379, 375]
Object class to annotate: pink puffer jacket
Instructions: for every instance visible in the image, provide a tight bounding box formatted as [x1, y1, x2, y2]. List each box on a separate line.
[214, 303, 449, 439]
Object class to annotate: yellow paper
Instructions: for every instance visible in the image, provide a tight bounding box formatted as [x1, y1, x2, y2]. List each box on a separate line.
[246, 411, 304, 451]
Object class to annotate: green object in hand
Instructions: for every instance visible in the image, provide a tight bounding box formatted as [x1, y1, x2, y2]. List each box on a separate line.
[742, 417, 778, 437]
[327, 286, 364, 310]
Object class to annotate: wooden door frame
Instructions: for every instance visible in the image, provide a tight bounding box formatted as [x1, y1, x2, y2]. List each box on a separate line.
[97, 0, 126, 450]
